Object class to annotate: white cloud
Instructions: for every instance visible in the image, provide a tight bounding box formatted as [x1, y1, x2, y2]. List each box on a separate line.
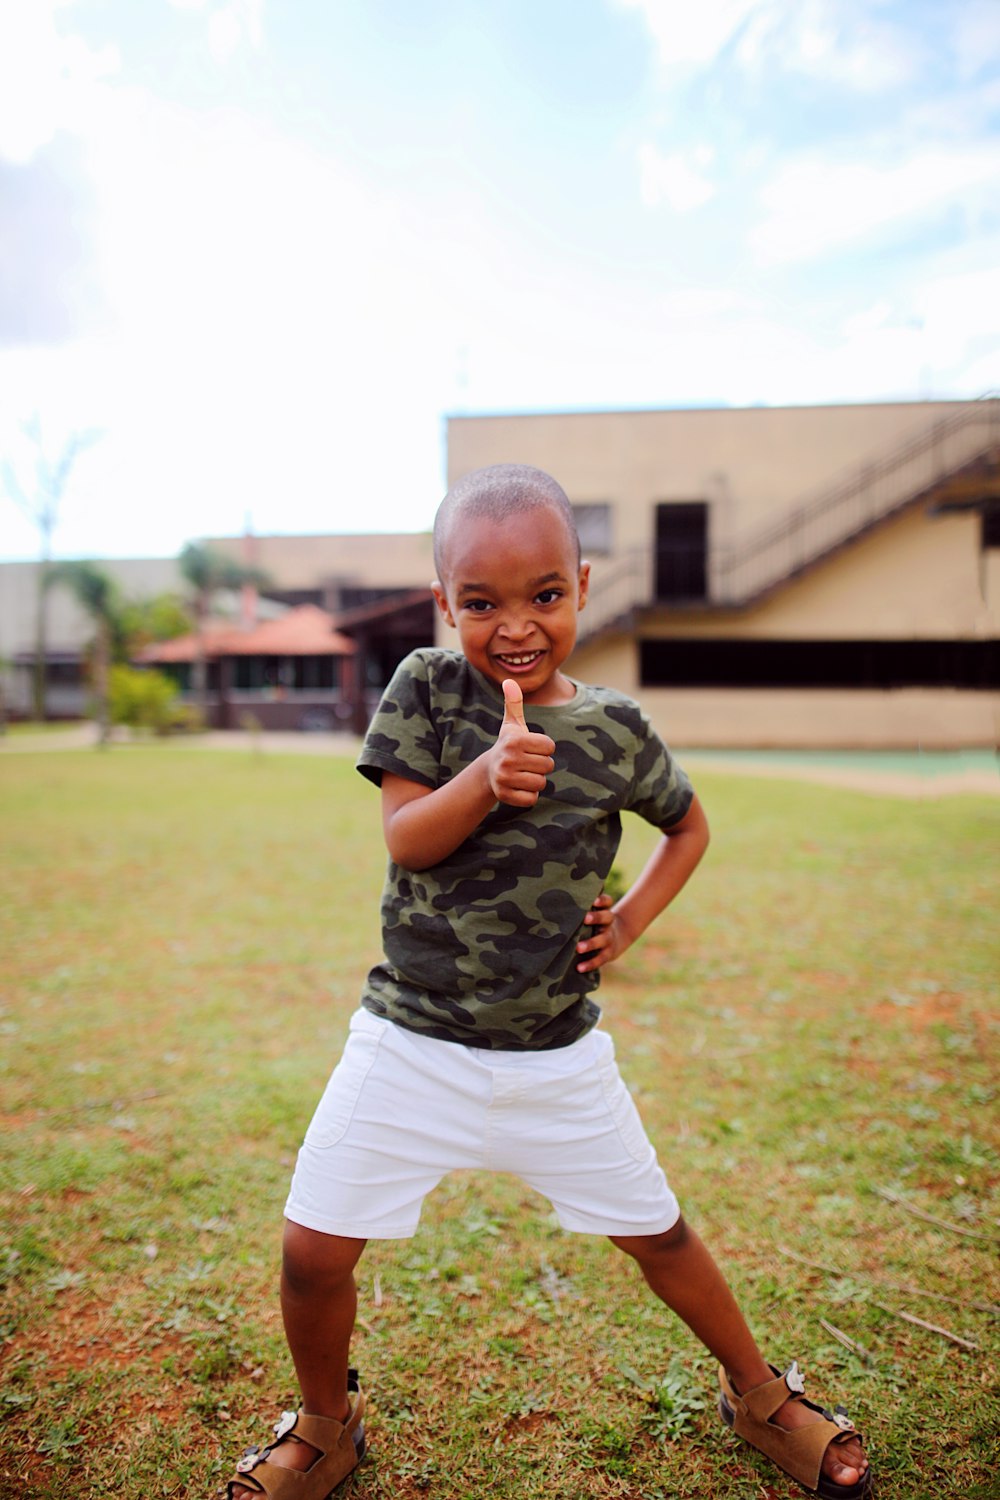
[167, 0, 264, 60]
[638, 143, 716, 210]
[915, 263, 1000, 375]
[619, 0, 932, 91]
[616, 0, 760, 68]
[0, 83, 460, 554]
[952, 0, 1000, 81]
[736, 0, 922, 91]
[0, 0, 118, 164]
[209, 0, 264, 61]
[750, 145, 1000, 264]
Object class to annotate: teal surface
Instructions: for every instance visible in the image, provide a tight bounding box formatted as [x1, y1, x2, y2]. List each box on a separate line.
[677, 748, 998, 776]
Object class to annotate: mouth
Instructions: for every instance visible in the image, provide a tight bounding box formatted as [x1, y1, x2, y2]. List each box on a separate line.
[493, 650, 545, 673]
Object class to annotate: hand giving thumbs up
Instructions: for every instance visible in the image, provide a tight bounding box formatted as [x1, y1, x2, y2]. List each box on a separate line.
[487, 679, 556, 807]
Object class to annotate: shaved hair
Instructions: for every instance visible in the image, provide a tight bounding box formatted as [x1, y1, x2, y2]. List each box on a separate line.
[433, 464, 580, 578]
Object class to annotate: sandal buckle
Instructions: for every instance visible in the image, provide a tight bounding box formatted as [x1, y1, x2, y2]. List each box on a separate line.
[784, 1361, 806, 1395]
[273, 1410, 298, 1441]
[832, 1404, 855, 1432]
[236, 1448, 262, 1474]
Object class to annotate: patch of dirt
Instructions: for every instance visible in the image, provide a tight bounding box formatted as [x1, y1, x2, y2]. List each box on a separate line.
[869, 989, 966, 1031]
[2, 1288, 189, 1383]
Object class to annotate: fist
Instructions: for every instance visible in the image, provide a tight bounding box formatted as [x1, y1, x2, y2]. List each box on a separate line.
[488, 680, 556, 807]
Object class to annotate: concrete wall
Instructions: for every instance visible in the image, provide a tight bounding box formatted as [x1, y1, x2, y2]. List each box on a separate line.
[447, 399, 978, 545]
[566, 634, 997, 749]
[0, 558, 182, 658]
[446, 401, 998, 748]
[637, 507, 997, 643]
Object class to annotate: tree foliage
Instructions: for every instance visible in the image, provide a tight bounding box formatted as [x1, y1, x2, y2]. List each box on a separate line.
[178, 542, 271, 711]
[108, 665, 181, 734]
[47, 561, 121, 746]
[0, 419, 101, 719]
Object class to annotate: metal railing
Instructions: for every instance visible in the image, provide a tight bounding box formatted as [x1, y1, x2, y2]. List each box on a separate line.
[578, 395, 999, 644]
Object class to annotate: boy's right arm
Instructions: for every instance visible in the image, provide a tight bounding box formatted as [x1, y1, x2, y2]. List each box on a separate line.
[381, 680, 555, 871]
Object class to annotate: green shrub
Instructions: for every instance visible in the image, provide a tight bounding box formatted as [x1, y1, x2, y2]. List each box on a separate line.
[167, 702, 206, 734]
[109, 665, 180, 734]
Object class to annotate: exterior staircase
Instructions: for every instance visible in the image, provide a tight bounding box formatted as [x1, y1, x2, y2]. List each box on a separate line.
[577, 394, 1000, 648]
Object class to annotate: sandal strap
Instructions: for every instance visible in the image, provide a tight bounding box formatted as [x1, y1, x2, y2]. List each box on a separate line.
[226, 1384, 365, 1500]
[741, 1362, 802, 1423]
[295, 1388, 366, 1450]
[720, 1362, 863, 1493]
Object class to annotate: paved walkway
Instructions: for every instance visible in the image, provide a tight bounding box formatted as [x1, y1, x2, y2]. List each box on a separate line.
[3, 724, 997, 797]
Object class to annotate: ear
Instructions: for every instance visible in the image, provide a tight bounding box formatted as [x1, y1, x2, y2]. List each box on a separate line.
[431, 581, 456, 628]
[577, 560, 591, 611]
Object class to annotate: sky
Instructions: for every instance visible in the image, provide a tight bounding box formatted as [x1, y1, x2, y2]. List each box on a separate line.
[0, 0, 998, 563]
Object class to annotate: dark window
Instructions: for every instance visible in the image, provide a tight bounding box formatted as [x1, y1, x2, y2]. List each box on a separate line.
[982, 502, 1000, 550]
[291, 656, 338, 691]
[161, 662, 191, 691]
[640, 638, 998, 691]
[655, 502, 708, 601]
[45, 661, 83, 685]
[234, 656, 340, 691]
[234, 657, 263, 691]
[261, 588, 324, 608]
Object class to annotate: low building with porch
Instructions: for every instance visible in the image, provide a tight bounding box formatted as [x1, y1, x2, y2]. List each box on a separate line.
[139, 604, 360, 732]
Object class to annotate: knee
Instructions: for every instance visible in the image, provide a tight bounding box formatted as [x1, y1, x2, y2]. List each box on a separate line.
[281, 1222, 365, 1296]
[610, 1214, 690, 1263]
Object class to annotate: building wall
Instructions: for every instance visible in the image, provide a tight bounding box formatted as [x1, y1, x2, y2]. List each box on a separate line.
[447, 399, 975, 543]
[637, 508, 996, 642]
[446, 400, 998, 748]
[0, 558, 183, 659]
[567, 634, 997, 749]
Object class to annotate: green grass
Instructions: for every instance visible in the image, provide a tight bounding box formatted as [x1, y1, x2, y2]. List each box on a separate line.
[2, 720, 86, 737]
[1, 747, 997, 1499]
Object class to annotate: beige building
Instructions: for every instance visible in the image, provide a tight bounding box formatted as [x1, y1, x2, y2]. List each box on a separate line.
[3, 397, 996, 745]
[447, 396, 999, 748]
[0, 557, 183, 719]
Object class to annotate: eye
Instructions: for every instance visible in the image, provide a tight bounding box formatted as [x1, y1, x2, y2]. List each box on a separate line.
[535, 588, 563, 605]
[462, 598, 494, 613]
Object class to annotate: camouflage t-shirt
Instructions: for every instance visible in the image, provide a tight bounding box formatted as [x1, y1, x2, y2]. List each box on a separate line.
[356, 648, 693, 1050]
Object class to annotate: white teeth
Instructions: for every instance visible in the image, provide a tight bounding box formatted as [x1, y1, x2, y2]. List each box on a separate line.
[499, 653, 539, 665]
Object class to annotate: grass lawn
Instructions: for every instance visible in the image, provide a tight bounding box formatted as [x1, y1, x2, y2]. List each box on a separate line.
[1, 747, 997, 1499]
[2, 721, 86, 737]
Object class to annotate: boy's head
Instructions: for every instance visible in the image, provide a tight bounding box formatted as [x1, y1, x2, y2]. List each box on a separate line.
[431, 464, 589, 706]
[432, 464, 580, 577]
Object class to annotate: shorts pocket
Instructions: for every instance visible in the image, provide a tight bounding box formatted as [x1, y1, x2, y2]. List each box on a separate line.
[302, 1026, 384, 1150]
[596, 1041, 653, 1166]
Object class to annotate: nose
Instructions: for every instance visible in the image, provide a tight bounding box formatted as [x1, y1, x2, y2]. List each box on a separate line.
[496, 609, 533, 642]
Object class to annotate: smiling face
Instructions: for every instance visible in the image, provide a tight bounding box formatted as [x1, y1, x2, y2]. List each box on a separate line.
[432, 503, 590, 705]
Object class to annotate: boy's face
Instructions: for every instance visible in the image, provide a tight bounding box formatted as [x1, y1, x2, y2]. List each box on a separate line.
[432, 504, 590, 705]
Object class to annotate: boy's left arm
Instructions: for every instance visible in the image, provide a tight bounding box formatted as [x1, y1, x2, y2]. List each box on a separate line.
[574, 793, 710, 974]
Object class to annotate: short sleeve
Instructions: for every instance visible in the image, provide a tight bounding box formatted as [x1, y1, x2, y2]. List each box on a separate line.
[624, 714, 694, 829]
[356, 651, 443, 790]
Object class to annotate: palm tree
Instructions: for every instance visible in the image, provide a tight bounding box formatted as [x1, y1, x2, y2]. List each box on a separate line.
[0, 419, 100, 720]
[178, 542, 270, 716]
[48, 561, 121, 747]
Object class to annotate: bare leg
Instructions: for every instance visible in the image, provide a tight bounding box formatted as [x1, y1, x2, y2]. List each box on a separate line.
[611, 1218, 868, 1488]
[282, 1223, 366, 1418]
[229, 1223, 366, 1500]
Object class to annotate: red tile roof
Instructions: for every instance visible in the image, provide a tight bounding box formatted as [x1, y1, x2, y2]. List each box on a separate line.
[138, 605, 356, 662]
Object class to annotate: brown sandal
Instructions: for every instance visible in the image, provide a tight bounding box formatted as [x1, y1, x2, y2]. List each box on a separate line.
[226, 1369, 366, 1499]
[718, 1361, 872, 1498]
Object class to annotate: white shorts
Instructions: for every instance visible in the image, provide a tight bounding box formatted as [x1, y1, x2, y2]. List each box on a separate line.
[284, 1008, 680, 1239]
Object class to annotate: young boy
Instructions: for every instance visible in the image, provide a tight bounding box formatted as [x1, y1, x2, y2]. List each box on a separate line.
[227, 465, 871, 1500]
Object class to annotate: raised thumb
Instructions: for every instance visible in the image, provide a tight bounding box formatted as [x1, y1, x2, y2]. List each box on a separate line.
[501, 678, 528, 730]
